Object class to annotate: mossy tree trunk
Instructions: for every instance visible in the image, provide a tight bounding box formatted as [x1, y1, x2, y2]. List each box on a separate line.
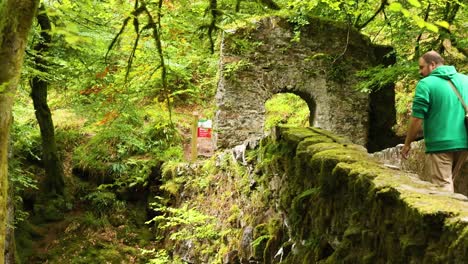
[0, 1, 40, 262]
[31, 4, 65, 195]
[4, 186, 15, 264]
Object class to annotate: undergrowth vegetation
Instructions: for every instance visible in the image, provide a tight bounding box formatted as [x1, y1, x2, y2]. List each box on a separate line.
[6, 0, 467, 262]
[140, 148, 278, 263]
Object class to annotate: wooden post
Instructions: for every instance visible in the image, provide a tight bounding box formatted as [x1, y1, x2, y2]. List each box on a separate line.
[191, 112, 198, 162]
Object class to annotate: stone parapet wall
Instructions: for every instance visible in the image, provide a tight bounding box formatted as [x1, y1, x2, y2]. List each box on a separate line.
[261, 126, 468, 263]
[372, 141, 468, 196]
[371, 140, 425, 175]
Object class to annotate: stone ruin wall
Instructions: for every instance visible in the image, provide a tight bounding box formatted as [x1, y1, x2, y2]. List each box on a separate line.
[214, 16, 399, 151]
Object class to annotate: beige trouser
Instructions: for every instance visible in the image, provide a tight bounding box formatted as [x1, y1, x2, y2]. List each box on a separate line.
[424, 151, 468, 192]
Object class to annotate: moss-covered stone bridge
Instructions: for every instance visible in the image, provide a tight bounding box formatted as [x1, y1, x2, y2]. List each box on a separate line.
[207, 15, 468, 262]
[256, 126, 468, 263]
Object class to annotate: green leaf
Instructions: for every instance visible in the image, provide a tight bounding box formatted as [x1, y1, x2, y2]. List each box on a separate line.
[64, 35, 84, 45]
[408, 0, 421, 7]
[401, 9, 411, 18]
[388, 3, 403, 12]
[435, 20, 450, 29]
[415, 17, 425, 28]
[425, 22, 439, 33]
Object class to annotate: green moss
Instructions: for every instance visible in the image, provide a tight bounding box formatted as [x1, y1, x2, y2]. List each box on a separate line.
[36, 120, 468, 263]
[223, 59, 254, 79]
[252, 235, 270, 260]
[400, 233, 426, 252]
[263, 126, 468, 262]
[307, 127, 350, 143]
[227, 205, 241, 225]
[281, 127, 319, 144]
[37, 214, 152, 263]
[251, 218, 284, 262]
[254, 223, 268, 237]
[343, 225, 362, 239]
[297, 135, 334, 152]
[263, 223, 283, 262]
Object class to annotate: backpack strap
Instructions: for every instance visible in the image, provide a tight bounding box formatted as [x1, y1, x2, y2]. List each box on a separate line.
[448, 79, 468, 114]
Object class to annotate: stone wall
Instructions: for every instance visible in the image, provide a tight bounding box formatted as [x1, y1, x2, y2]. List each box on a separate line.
[215, 16, 399, 150]
[259, 126, 468, 263]
[372, 141, 468, 196]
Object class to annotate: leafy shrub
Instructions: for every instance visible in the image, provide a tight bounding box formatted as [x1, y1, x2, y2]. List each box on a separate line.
[8, 159, 38, 225]
[147, 199, 219, 242]
[83, 190, 125, 216]
[73, 104, 182, 169]
[54, 127, 84, 152]
[355, 62, 418, 93]
[11, 121, 42, 163]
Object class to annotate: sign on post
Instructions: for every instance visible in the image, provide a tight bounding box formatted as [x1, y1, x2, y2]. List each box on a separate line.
[190, 115, 214, 162]
[197, 119, 212, 138]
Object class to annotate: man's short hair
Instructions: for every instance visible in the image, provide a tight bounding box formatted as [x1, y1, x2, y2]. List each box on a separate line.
[421, 51, 445, 65]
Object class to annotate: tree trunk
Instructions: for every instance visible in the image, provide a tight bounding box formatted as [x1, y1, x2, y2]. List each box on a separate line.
[4, 184, 15, 264]
[31, 4, 65, 195]
[0, 1, 40, 262]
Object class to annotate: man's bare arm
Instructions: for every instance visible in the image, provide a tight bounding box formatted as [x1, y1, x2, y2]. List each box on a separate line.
[401, 117, 423, 159]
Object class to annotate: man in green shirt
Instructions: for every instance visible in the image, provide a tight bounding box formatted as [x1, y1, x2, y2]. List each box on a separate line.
[401, 51, 468, 192]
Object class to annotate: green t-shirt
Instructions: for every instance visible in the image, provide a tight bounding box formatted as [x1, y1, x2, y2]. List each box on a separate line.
[412, 65, 468, 153]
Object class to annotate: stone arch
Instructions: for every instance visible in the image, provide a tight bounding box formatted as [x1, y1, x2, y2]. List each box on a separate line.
[214, 16, 398, 150]
[268, 90, 316, 128]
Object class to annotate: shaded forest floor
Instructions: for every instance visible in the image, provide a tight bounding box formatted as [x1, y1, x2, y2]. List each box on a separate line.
[18, 172, 161, 263]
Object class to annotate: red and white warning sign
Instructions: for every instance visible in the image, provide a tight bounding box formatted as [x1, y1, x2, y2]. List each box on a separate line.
[197, 119, 212, 138]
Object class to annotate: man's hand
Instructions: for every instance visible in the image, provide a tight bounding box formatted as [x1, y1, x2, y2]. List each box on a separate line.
[401, 144, 411, 159]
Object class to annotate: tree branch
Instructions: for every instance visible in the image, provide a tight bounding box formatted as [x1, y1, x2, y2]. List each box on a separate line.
[414, 3, 431, 59]
[141, 0, 173, 124]
[355, 0, 387, 30]
[437, 3, 464, 56]
[105, 5, 146, 63]
[207, 0, 219, 54]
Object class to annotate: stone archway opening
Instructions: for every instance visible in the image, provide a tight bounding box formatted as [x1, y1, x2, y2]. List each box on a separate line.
[264, 92, 314, 132]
